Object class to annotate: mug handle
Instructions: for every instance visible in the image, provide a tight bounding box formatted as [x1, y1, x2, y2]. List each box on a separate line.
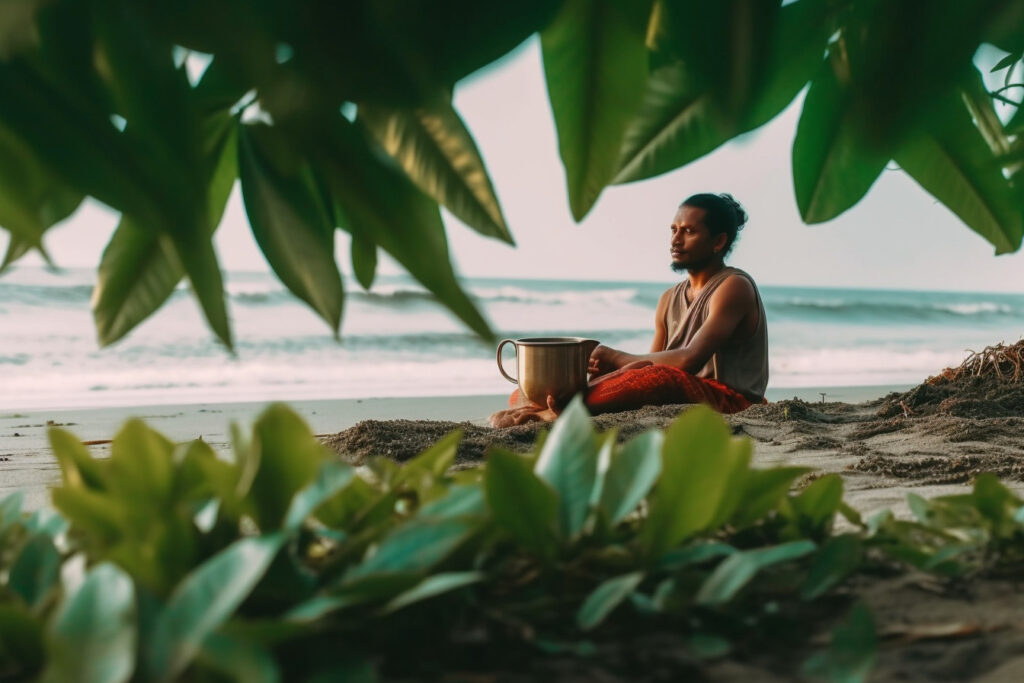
[496, 338, 518, 384]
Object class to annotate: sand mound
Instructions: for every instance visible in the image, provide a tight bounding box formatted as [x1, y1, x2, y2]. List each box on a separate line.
[878, 341, 1024, 419]
[321, 404, 700, 465]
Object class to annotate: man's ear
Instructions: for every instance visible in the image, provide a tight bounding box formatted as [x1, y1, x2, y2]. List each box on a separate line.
[714, 233, 728, 253]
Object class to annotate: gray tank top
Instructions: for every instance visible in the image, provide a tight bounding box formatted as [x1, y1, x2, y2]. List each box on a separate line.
[662, 267, 769, 402]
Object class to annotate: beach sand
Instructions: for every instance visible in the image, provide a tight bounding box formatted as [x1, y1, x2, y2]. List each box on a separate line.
[5, 379, 1024, 680]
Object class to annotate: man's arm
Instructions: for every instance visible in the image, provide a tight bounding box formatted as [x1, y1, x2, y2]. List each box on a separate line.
[650, 288, 671, 352]
[590, 288, 672, 379]
[591, 275, 756, 374]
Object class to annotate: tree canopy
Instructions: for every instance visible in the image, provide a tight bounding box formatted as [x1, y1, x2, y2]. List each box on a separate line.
[1, 0, 1023, 347]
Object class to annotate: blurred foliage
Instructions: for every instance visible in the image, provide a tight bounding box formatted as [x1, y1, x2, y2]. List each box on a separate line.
[0, 0, 1023, 346]
[2, 401, 1024, 679]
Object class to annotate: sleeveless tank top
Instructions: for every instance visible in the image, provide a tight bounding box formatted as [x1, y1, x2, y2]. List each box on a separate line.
[662, 267, 769, 402]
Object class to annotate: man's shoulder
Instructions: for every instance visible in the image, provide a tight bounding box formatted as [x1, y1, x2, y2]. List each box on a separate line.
[711, 270, 758, 306]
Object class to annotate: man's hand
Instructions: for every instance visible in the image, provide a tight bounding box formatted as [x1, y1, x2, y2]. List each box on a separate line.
[489, 394, 560, 428]
[588, 344, 634, 380]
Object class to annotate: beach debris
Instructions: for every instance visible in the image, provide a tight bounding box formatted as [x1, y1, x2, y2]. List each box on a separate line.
[928, 339, 1024, 385]
[898, 400, 912, 418]
[880, 621, 1001, 644]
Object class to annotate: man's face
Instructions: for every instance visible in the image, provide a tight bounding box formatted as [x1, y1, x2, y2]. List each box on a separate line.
[669, 205, 726, 272]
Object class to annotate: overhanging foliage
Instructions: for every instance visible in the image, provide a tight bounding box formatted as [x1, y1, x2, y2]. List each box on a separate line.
[0, 0, 1023, 346]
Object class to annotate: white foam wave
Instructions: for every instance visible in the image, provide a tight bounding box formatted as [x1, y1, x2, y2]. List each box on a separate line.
[770, 347, 967, 387]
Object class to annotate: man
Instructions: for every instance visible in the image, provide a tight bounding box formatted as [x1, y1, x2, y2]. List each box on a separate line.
[490, 192, 768, 427]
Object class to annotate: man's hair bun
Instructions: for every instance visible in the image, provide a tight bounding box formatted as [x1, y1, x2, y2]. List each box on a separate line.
[679, 192, 749, 256]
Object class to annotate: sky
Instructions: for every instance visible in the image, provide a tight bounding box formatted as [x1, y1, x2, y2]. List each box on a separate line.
[10, 37, 1024, 294]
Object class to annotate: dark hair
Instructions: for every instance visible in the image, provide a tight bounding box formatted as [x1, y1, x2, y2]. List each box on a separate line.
[680, 193, 748, 257]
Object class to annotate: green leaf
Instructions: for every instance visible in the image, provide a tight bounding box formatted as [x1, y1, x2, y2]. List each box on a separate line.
[615, 0, 831, 184]
[197, 632, 280, 683]
[380, 571, 484, 614]
[803, 602, 877, 683]
[90, 4, 233, 348]
[360, 99, 512, 243]
[417, 484, 485, 520]
[247, 404, 329, 530]
[314, 115, 491, 340]
[641, 406, 746, 558]
[802, 535, 864, 600]
[283, 461, 354, 532]
[238, 123, 344, 334]
[484, 447, 559, 559]
[91, 114, 236, 347]
[790, 474, 844, 532]
[50, 487, 124, 543]
[91, 223, 184, 347]
[43, 563, 136, 683]
[541, 0, 649, 220]
[654, 542, 736, 572]
[106, 419, 176, 509]
[0, 124, 82, 253]
[533, 396, 600, 539]
[0, 489, 24, 530]
[345, 518, 478, 579]
[732, 466, 813, 527]
[145, 533, 284, 681]
[793, 48, 890, 223]
[598, 430, 663, 525]
[288, 574, 420, 622]
[9, 534, 62, 610]
[350, 231, 378, 290]
[990, 51, 1020, 73]
[894, 83, 1023, 254]
[1, 231, 32, 273]
[696, 540, 816, 605]
[576, 571, 644, 631]
[191, 56, 252, 113]
[393, 429, 461, 490]
[0, 604, 45, 679]
[0, 61, 164, 231]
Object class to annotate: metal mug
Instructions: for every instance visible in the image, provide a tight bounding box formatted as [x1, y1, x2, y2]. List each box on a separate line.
[496, 337, 601, 405]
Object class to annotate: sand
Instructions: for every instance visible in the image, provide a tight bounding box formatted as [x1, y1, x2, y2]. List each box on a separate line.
[5, 380, 1024, 680]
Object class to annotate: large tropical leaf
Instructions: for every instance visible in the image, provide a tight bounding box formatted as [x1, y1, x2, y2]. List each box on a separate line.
[792, 43, 890, 223]
[92, 4, 232, 347]
[646, 0, 781, 125]
[485, 447, 559, 559]
[614, 0, 832, 184]
[541, 0, 650, 220]
[0, 124, 81, 256]
[840, 0, 1010, 154]
[238, 123, 344, 334]
[1, 231, 34, 273]
[144, 534, 284, 681]
[91, 115, 237, 346]
[641, 406, 750, 559]
[365, 0, 563, 87]
[533, 397, 600, 539]
[360, 98, 512, 243]
[43, 563, 137, 683]
[894, 84, 1023, 254]
[0, 61, 161, 228]
[311, 115, 492, 340]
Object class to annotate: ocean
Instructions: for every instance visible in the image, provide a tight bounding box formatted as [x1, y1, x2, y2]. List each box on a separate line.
[1, 266, 1023, 411]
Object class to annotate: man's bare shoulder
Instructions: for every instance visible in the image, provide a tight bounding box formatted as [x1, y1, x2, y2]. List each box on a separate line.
[710, 272, 757, 309]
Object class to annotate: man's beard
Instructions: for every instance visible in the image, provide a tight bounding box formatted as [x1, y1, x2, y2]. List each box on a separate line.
[671, 254, 715, 273]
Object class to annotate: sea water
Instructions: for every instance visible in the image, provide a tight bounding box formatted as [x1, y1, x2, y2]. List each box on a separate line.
[1, 266, 1023, 410]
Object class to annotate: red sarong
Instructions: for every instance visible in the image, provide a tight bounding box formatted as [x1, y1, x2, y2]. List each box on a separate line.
[507, 364, 754, 415]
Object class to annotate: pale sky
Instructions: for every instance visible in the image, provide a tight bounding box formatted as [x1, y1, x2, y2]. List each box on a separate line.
[11, 38, 1024, 294]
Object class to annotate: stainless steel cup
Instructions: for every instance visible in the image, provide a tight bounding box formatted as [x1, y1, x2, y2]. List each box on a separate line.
[496, 337, 600, 405]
